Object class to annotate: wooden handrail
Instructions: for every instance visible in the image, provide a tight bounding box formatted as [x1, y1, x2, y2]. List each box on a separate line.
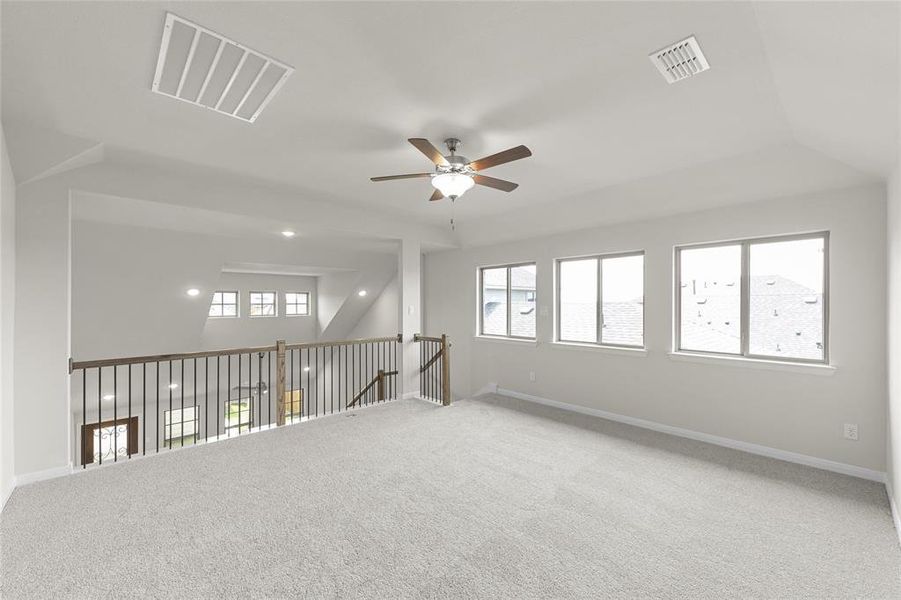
[285, 334, 402, 351]
[413, 334, 442, 343]
[348, 369, 398, 408]
[70, 334, 403, 372]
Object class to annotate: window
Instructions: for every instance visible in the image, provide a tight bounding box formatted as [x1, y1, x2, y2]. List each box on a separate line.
[225, 399, 252, 433]
[479, 263, 536, 339]
[80, 417, 138, 466]
[676, 233, 828, 363]
[557, 252, 644, 347]
[209, 291, 238, 318]
[285, 292, 310, 316]
[249, 291, 277, 317]
[164, 406, 198, 445]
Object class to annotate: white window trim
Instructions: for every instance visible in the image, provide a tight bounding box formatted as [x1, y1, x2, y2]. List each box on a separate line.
[477, 262, 537, 341]
[668, 351, 835, 376]
[285, 292, 311, 317]
[208, 290, 239, 319]
[673, 231, 829, 365]
[555, 250, 646, 349]
[249, 291, 278, 318]
[550, 341, 648, 357]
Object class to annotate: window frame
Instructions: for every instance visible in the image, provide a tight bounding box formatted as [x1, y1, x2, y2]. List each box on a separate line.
[477, 261, 538, 341]
[224, 398, 253, 433]
[555, 250, 646, 349]
[248, 291, 278, 318]
[208, 290, 239, 319]
[674, 231, 829, 365]
[163, 405, 199, 443]
[284, 292, 310, 317]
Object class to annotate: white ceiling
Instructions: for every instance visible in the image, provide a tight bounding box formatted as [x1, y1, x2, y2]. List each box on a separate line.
[2, 1, 898, 235]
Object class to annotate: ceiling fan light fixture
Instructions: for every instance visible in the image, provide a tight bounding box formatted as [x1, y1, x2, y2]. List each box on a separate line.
[431, 172, 474, 199]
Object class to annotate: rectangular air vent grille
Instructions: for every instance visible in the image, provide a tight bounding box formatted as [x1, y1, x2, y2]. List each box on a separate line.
[649, 35, 709, 84]
[151, 13, 294, 123]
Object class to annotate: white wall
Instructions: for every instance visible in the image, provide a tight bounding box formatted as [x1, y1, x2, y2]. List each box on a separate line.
[348, 276, 398, 340]
[425, 184, 888, 472]
[1, 126, 17, 507]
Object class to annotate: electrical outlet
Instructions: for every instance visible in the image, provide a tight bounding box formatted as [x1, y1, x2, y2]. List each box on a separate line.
[843, 423, 859, 441]
[529, 371, 536, 382]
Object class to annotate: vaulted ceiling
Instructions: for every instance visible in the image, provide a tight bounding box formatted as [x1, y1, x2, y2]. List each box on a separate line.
[2, 1, 898, 244]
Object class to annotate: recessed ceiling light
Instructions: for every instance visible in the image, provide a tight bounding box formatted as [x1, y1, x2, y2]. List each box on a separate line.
[303, 366, 310, 372]
[103, 394, 115, 401]
[186, 288, 200, 297]
[168, 383, 179, 390]
[281, 230, 296, 238]
[358, 290, 367, 297]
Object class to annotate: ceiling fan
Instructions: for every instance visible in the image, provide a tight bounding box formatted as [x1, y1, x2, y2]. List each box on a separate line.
[371, 138, 532, 202]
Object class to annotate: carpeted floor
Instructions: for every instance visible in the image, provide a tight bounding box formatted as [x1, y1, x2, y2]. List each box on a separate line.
[2, 394, 900, 599]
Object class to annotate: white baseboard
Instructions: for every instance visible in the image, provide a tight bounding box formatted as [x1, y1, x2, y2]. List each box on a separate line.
[14, 464, 72, 487]
[888, 481, 901, 548]
[495, 386, 886, 483]
[1, 477, 15, 512]
[473, 382, 498, 397]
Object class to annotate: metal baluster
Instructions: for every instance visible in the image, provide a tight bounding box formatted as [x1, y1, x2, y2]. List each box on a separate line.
[81, 369, 86, 468]
[142, 363, 146, 456]
[237, 353, 241, 434]
[216, 356, 221, 439]
[155, 361, 160, 453]
[97, 367, 103, 465]
[204, 357, 208, 443]
[113, 365, 118, 462]
[127, 364, 132, 458]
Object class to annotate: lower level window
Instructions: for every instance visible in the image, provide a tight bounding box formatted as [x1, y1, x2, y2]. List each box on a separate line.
[164, 406, 198, 445]
[225, 399, 252, 433]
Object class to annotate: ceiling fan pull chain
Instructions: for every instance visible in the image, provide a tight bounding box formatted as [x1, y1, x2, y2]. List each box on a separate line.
[450, 197, 456, 231]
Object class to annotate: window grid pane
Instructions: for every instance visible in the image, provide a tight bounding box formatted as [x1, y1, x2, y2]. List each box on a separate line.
[679, 244, 742, 355]
[480, 267, 509, 336]
[209, 291, 238, 318]
[601, 255, 644, 347]
[285, 292, 310, 316]
[250, 291, 276, 317]
[748, 238, 825, 361]
[559, 258, 598, 343]
[510, 264, 537, 338]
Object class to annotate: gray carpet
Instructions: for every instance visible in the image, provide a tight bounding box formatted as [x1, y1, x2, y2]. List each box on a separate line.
[2, 394, 900, 599]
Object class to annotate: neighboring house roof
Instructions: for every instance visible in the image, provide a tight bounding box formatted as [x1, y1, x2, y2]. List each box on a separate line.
[560, 301, 643, 345]
[681, 275, 823, 359]
[483, 299, 536, 338]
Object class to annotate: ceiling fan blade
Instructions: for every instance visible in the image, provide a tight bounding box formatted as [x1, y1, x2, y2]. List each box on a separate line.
[473, 174, 518, 192]
[370, 173, 433, 182]
[408, 138, 450, 167]
[429, 189, 444, 202]
[468, 145, 532, 171]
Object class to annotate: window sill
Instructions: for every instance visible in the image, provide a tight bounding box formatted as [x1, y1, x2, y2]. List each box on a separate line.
[668, 352, 835, 376]
[473, 335, 538, 347]
[550, 342, 647, 357]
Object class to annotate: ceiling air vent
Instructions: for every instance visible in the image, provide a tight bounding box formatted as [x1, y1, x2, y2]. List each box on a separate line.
[649, 35, 709, 84]
[151, 13, 294, 123]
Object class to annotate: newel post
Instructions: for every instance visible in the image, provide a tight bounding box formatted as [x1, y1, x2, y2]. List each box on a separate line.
[276, 340, 286, 426]
[441, 334, 451, 406]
